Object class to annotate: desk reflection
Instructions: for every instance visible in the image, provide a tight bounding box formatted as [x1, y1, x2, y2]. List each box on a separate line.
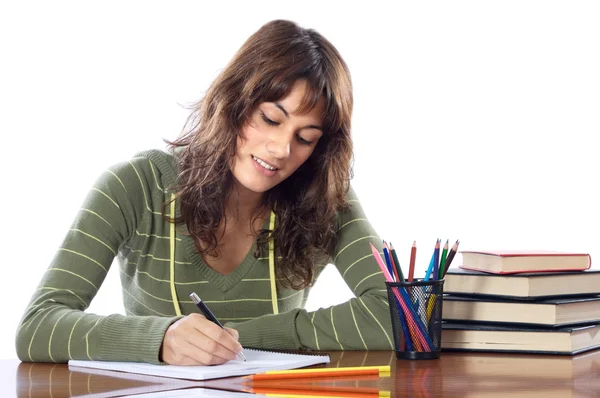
[14, 349, 600, 397]
[16, 362, 196, 398]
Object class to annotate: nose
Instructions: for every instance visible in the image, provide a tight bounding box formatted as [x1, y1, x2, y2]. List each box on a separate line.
[266, 133, 292, 160]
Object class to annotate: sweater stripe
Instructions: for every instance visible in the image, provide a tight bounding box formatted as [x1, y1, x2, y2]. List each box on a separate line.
[334, 235, 379, 262]
[129, 161, 162, 215]
[119, 269, 173, 302]
[28, 308, 60, 361]
[67, 314, 86, 360]
[57, 249, 107, 272]
[311, 312, 320, 350]
[85, 319, 103, 360]
[349, 301, 368, 349]
[354, 271, 383, 291]
[147, 160, 164, 191]
[330, 307, 343, 349]
[123, 290, 171, 316]
[357, 297, 393, 348]
[338, 218, 367, 231]
[48, 268, 98, 290]
[124, 246, 192, 264]
[135, 230, 182, 241]
[38, 287, 87, 306]
[70, 229, 117, 255]
[48, 311, 70, 362]
[90, 188, 120, 208]
[342, 253, 373, 278]
[79, 208, 115, 230]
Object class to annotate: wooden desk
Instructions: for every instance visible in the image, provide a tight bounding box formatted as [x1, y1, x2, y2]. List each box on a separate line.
[5, 350, 600, 397]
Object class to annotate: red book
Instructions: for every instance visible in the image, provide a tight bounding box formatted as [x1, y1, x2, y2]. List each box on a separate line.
[459, 250, 592, 274]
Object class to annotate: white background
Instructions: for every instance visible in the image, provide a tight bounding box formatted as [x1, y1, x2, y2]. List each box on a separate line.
[1, 1, 599, 359]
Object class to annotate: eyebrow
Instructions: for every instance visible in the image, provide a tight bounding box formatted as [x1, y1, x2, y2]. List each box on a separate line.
[274, 102, 323, 131]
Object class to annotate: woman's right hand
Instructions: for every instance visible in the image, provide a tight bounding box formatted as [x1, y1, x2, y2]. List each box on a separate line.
[160, 313, 243, 365]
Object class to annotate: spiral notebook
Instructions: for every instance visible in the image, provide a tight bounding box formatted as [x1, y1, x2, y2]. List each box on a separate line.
[68, 348, 330, 381]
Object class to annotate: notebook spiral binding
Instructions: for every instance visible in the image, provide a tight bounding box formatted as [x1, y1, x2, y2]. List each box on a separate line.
[244, 347, 331, 359]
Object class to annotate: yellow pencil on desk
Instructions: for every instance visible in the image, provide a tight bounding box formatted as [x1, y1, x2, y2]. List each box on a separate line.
[243, 365, 391, 380]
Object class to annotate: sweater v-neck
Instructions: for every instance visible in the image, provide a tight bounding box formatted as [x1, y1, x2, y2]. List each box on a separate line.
[140, 148, 271, 293]
[182, 230, 264, 292]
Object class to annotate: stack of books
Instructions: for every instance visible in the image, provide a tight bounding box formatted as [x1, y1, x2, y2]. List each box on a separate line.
[441, 250, 600, 355]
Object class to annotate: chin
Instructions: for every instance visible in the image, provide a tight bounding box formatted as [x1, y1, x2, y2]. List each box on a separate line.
[238, 178, 278, 194]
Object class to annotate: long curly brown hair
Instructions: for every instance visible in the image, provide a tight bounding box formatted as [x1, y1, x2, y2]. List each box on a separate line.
[166, 20, 354, 289]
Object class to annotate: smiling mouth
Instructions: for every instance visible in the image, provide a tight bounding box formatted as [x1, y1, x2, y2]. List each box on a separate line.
[252, 155, 279, 171]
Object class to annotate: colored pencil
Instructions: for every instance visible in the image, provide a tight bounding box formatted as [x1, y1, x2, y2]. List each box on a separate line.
[432, 239, 440, 281]
[408, 241, 416, 282]
[438, 239, 449, 280]
[243, 366, 390, 380]
[244, 385, 385, 396]
[389, 243, 404, 282]
[369, 243, 414, 350]
[426, 294, 437, 323]
[441, 240, 460, 277]
[370, 243, 394, 282]
[245, 387, 390, 398]
[370, 243, 431, 350]
[393, 288, 432, 350]
[244, 373, 385, 386]
[382, 242, 397, 281]
[423, 240, 438, 281]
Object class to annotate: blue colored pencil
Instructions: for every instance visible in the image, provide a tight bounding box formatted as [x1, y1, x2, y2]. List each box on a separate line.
[432, 239, 440, 281]
[394, 295, 413, 351]
[424, 242, 437, 281]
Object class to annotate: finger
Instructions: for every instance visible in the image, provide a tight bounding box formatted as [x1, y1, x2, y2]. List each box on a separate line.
[189, 329, 241, 362]
[162, 343, 206, 366]
[186, 315, 243, 353]
[197, 322, 243, 355]
[165, 317, 235, 365]
[225, 327, 239, 341]
[179, 337, 233, 365]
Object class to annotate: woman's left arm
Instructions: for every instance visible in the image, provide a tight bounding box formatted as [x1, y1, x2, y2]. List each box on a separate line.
[297, 187, 393, 350]
[228, 187, 393, 351]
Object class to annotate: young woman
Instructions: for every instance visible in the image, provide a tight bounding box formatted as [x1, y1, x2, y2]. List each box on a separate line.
[16, 20, 393, 365]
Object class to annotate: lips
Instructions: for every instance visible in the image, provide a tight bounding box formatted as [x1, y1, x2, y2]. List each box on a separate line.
[252, 155, 280, 171]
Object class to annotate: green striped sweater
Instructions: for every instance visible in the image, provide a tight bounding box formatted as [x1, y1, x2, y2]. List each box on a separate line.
[15, 149, 393, 364]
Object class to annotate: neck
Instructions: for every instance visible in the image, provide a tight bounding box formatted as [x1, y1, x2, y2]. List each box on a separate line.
[226, 181, 265, 222]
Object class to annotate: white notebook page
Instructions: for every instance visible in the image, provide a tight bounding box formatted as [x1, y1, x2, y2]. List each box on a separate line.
[68, 349, 330, 381]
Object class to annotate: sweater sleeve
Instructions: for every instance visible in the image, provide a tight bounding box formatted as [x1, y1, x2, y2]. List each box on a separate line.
[15, 157, 181, 363]
[229, 187, 394, 350]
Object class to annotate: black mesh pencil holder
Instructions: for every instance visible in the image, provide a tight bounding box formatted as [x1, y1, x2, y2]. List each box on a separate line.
[386, 279, 444, 360]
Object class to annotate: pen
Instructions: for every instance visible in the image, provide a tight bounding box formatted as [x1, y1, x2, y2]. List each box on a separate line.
[189, 292, 247, 361]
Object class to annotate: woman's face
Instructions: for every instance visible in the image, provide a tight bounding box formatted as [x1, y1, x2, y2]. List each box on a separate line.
[231, 80, 325, 195]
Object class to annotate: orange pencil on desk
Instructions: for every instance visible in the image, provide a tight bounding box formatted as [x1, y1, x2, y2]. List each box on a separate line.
[246, 386, 389, 397]
[244, 372, 385, 385]
[243, 384, 387, 396]
[244, 373, 386, 389]
[243, 365, 390, 381]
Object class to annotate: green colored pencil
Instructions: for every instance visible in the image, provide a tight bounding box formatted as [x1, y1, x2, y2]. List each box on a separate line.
[438, 239, 449, 279]
[389, 243, 405, 282]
